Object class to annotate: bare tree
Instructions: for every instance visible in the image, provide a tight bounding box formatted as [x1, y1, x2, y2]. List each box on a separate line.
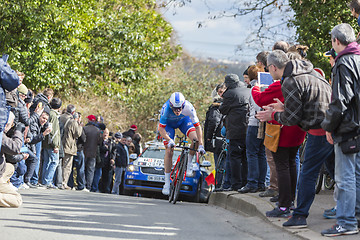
[158, 0, 296, 53]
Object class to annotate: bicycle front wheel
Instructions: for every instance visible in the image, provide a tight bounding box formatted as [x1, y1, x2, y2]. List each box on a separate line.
[169, 159, 181, 203]
[172, 153, 187, 204]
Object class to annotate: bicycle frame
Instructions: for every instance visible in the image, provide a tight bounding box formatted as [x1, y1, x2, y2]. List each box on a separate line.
[168, 136, 198, 204]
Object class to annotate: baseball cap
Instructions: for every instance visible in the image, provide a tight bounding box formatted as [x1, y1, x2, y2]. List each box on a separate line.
[87, 115, 96, 122]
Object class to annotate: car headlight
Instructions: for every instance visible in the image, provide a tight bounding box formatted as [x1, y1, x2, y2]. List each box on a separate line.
[127, 165, 139, 172]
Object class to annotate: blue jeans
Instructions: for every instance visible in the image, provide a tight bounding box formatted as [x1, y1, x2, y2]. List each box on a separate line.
[30, 141, 42, 184]
[85, 157, 96, 190]
[334, 143, 360, 230]
[91, 167, 102, 192]
[223, 151, 232, 189]
[112, 167, 124, 195]
[245, 126, 266, 189]
[293, 134, 334, 217]
[68, 151, 86, 190]
[10, 160, 27, 188]
[41, 148, 59, 185]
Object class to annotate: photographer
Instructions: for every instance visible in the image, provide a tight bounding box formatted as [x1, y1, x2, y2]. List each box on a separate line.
[0, 111, 24, 207]
[0, 54, 20, 152]
[24, 107, 52, 188]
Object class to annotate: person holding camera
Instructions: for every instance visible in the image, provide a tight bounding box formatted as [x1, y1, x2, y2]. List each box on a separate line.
[23, 107, 52, 188]
[0, 112, 24, 207]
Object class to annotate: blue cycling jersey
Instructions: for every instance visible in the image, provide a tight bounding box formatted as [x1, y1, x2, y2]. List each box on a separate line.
[159, 100, 199, 127]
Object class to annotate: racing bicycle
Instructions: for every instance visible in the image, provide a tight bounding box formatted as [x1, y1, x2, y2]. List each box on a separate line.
[169, 136, 198, 204]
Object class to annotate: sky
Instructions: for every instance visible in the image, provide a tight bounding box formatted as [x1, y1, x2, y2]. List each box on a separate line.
[160, 0, 295, 62]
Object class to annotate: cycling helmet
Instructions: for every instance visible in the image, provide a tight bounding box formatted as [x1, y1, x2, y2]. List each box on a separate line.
[169, 92, 185, 109]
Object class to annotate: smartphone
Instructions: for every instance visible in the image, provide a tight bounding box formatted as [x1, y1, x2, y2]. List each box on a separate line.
[2, 54, 9, 63]
[37, 102, 43, 109]
[48, 123, 52, 129]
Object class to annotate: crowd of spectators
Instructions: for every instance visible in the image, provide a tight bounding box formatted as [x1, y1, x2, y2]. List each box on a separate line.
[1, 1, 360, 238]
[203, 1, 360, 236]
[0, 67, 143, 207]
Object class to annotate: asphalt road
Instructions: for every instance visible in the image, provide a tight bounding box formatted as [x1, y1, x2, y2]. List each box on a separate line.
[0, 189, 302, 240]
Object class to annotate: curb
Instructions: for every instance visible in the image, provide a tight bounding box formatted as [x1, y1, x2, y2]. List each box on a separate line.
[209, 191, 327, 240]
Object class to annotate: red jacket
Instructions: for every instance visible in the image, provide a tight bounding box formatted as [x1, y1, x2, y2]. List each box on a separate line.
[252, 81, 306, 148]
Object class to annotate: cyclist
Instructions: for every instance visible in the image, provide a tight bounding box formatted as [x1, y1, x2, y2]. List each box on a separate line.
[158, 92, 205, 195]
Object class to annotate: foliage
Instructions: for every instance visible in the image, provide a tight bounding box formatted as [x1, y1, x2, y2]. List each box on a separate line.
[0, 0, 180, 97]
[125, 54, 226, 141]
[289, 0, 357, 75]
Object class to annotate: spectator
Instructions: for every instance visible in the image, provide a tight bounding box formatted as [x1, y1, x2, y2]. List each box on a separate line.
[100, 133, 115, 193]
[243, 67, 250, 86]
[272, 41, 290, 53]
[239, 65, 267, 194]
[219, 74, 250, 191]
[251, 55, 307, 217]
[132, 133, 142, 156]
[256, 50, 333, 228]
[91, 128, 109, 192]
[68, 112, 87, 191]
[204, 83, 226, 167]
[41, 97, 62, 188]
[321, 23, 360, 237]
[83, 114, 101, 190]
[59, 104, 83, 190]
[110, 132, 127, 195]
[29, 88, 54, 186]
[24, 108, 52, 188]
[349, 0, 360, 42]
[0, 56, 20, 152]
[256, 51, 270, 71]
[123, 124, 137, 139]
[0, 112, 23, 207]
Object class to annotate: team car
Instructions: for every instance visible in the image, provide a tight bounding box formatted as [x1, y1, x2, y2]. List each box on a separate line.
[124, 141, 212, 202]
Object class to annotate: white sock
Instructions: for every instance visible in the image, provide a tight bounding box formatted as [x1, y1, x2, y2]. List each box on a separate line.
[187, 154, 194, 169]
[165, 172, 170, 186]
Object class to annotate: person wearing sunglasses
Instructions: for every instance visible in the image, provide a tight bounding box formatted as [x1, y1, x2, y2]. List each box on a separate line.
[158, 92, 205, 195]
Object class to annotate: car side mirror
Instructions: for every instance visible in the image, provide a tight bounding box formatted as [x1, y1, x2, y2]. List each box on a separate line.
[200, 160, 211, 168]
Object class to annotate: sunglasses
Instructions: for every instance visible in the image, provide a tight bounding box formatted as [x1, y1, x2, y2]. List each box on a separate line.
[171, 107, 182, 112]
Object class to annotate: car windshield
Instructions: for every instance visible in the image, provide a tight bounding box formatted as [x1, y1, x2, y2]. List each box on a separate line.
[141, 148, 182, 162]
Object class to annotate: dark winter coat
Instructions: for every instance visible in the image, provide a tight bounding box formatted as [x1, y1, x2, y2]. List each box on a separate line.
[204, 100, 223, 154]
[83, 122, 101, 158]
[111, 141, 128, 168]
[123, 129, 135, 139]
[321, 42, 360, 143]
[219, 75, 250, 140]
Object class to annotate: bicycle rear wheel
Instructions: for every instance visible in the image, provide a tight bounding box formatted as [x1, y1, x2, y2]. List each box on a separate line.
[172, 153, 187, 204]
[215, 150, 226, 190]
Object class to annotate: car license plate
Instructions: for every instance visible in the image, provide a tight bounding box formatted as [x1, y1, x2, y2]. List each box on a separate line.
[147, 175, 165, 182]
